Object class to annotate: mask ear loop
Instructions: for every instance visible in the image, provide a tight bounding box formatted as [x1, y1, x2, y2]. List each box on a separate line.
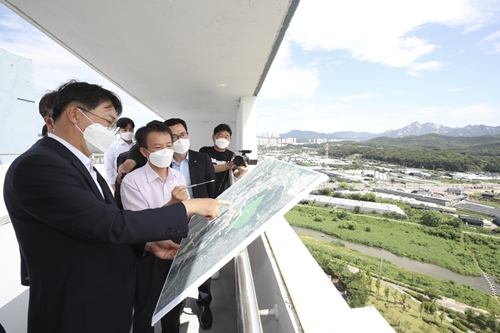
[74, 107, 94, 135]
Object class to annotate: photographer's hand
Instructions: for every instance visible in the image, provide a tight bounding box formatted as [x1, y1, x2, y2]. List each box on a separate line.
[234, 162, 248, 178]
[228, 158, 235, 170]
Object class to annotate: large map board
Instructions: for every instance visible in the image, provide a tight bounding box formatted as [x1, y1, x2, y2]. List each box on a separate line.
[152, 158, 327, 324]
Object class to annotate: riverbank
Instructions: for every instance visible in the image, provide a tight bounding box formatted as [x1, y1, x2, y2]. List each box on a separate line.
[298, 234, 499, 311]
[294, 226, 490, 292]
[285, 204, 488, 276]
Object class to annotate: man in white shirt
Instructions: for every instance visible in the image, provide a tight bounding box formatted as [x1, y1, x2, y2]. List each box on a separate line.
[104, 117, 135, 191]
[121, 121, 189, 333]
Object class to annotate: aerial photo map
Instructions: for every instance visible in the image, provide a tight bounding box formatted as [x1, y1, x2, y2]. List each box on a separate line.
[152, 158, 327, 324]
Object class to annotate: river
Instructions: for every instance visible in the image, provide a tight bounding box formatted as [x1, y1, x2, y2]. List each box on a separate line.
[294, 226, 490, 293]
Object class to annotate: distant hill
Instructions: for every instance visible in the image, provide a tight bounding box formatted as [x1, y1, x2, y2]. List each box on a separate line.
[380, 122, 500, 138]
[365, 133, 500, 156]
[280, 122, 500, 140]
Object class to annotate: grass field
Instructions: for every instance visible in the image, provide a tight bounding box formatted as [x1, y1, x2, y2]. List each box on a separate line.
[299, 234, 500, 312]
[286, 205, 483, 276]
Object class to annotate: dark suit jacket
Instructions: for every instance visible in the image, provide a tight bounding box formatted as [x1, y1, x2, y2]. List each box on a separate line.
[3, 136, 189, 333]
[188, 150, 216, 199]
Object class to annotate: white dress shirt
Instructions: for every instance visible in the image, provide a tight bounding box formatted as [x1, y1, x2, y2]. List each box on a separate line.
[121, 163, 187, 211]
[47, 133, 104, 198]
[103, 138, 134, 185]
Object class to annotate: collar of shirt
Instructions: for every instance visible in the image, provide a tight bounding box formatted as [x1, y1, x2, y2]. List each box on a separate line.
[171, 151, 189, 166]
[48, 133, 93, 170]
[47, 133, 104, 197]
[144, 162, 178, 184]
[118, 138, 134, 148]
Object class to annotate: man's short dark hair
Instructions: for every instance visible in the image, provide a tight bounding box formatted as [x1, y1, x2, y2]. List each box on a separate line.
[41, 124, 48, 137]
[163, 118, 188, 132]
[39, 91, 57, 118]
[213, 123, 232, 136]
[116, 117, 135, 130]
[51, 80, 122, 122]
[135, 121, 172, 149]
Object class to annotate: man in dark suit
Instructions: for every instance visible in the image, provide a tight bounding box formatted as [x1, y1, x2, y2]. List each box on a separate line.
[164, 118, 217, 330]
[3, 81, 224, 333]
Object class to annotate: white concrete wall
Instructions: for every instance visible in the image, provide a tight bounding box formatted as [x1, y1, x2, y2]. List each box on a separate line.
[0, 48, 39, 155]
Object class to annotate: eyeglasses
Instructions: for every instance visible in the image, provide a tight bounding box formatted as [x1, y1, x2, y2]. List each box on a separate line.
[77, 106, 117, 131]
[172, 132, 189, 141]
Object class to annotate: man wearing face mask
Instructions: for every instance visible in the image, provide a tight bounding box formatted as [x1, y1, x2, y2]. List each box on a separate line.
[200, 123, 248, 198]
[120, 121, 189, 333]
[164, 118, 217, 329]
[104, 117, 135, 192]
[3, 80, 226, 333]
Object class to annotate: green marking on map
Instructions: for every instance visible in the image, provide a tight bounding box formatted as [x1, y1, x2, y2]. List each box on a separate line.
[232, 194, 266, 229]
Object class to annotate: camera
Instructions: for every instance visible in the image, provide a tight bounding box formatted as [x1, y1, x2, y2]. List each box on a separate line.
[233, 150, 252, 167]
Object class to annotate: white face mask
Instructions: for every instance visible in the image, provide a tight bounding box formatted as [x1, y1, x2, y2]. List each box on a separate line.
[173, 138, 190, 154]
[215, 138, 230, 149]
[75, 110, 116, 153]
[120, 131, 134, 141]
[147, 148, 174, 168]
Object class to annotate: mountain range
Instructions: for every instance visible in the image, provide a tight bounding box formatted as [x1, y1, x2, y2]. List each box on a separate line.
[279, 122, 500, 141]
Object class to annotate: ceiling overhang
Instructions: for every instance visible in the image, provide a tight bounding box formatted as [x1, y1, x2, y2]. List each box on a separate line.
[1, 0, 298, 121]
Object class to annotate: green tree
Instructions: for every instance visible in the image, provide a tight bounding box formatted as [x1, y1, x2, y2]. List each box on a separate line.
[400, 321, 411, 333]
[423, 287, 440, 302]
[353, 206, 361, 214]
[439, 311, 445, 324]
[392, 289, 399, 304]
[447, 217, 463, 228]
[375, 277, 381, 296]
[339, 182, 354, 190]
[365, 270, 373, 290]
[362, 192, 377, 202]
[318, 188, 332, 196]
[342, 271, 369, 308]
[436, 326, 447, 333]
[421, 210, 443, 227]
[418, 324, 432, 333]
[384, 286, 390, 302]
[400, 293, 408, 305]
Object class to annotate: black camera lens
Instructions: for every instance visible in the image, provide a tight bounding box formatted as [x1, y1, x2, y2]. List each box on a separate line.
[234, 155, 244, 167]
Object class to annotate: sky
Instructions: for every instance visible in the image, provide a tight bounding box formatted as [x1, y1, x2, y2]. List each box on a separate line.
[1, 0, 500, 135]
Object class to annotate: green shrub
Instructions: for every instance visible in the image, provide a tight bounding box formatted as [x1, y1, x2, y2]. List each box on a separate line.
[452, 319, 467, 332]
[336, 211, 350, 220]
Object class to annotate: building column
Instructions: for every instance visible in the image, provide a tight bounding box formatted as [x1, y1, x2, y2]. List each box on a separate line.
[235, 96, 257, 160]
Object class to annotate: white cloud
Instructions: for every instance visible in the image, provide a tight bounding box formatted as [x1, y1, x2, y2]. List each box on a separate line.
[447, 87, 471, 92]
[341, 93, 379, 101]
[259, 40, 321, 99]
[480, 29, 500, 53]
[287, 0, 500, 75]
[446, 103, 500, 125]
[407, 61, 446, 76]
